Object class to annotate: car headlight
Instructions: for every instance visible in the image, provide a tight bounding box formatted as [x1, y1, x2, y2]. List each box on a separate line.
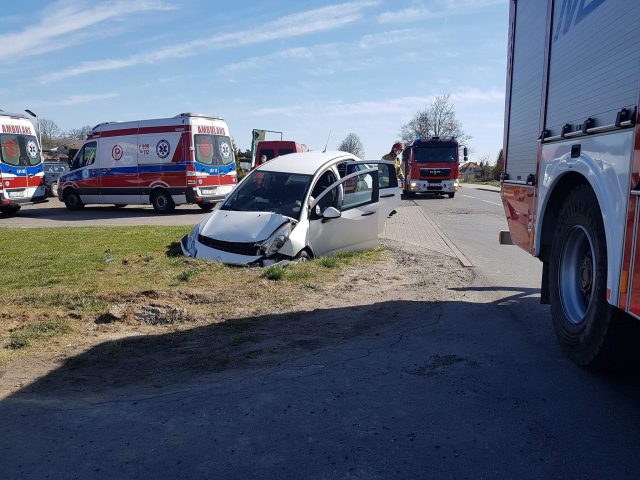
[257, 222, 293, 257]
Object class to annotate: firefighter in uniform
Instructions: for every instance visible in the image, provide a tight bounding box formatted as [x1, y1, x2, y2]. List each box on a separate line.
[382, 142, 404, 184]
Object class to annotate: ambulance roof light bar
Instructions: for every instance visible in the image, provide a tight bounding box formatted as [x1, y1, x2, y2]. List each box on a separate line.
[176, 113, 222, 120]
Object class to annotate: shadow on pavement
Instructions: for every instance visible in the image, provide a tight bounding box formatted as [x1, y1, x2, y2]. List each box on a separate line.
[2, 293, 640, 479]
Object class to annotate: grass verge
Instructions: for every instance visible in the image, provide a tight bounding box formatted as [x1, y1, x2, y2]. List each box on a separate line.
[0, 227, 384, 358]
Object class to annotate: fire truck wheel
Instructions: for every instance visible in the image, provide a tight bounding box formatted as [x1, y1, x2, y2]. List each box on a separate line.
[549, 185, 627, 367]
[64, 189, 85, 210]
[151, 189, 175, 214]
[0, 205, 21, 216]
[448, 193, 455, 199]
[198, 202, 215, 212]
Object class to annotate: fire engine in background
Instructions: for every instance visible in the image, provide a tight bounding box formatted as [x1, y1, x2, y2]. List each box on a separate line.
[58, 113, 237, 214]
[501, 1, 640, 367]
[402, 137, 466, 198]
[254, 140, 308, 168]
[0, 112, 47, 216]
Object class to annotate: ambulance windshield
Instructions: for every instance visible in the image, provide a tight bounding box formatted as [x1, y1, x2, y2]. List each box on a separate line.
[194, 135, 234, 166]
[0, 134, 42, 166]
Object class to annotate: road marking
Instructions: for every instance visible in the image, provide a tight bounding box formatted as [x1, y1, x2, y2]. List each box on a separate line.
[462, 195, 476, 199]
[482, 199, 502, 206]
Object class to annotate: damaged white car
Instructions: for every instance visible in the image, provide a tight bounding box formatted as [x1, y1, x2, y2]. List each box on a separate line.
[181, 151, 400, 266]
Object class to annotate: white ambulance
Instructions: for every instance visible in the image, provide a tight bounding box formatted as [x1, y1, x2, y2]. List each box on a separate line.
[0, 112, 47, 216]
[57, 113, 237, 213]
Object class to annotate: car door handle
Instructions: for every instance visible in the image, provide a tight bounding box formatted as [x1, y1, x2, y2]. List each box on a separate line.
[361, 211, 375, 217]
[380, 193, 395, 198]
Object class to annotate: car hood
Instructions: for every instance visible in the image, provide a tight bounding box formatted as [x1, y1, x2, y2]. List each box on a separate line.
[199, 210, 294, 243]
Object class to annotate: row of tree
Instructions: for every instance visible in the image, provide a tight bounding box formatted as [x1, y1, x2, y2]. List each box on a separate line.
[336, 94, 470, 159]
[34, 119, 93, 149]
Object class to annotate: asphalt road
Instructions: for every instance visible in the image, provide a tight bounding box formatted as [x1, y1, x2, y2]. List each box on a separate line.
[2, 185, 640, 479]
[0, 200, 210, 227]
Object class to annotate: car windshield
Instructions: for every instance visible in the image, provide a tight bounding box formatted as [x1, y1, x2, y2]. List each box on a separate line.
[0, 134, 42, 166]
[221, 170, 313, 219]
[414, 146, 457, 163]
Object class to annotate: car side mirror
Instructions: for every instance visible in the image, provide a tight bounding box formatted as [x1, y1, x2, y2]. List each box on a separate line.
[322, 206, 341, 220]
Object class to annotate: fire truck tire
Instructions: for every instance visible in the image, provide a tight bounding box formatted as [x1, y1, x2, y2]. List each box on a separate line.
[0, 205, 21, 216]
[549, 185, 631, 368]
[198, 202, 215, 212]
[448, 193, 455, 199]
[63, 189, 84, 210]
[151, 189, 175, 214]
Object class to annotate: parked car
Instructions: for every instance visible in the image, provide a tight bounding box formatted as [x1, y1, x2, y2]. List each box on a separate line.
[42, 161, 68, 197]
[181, 151, 400, 266]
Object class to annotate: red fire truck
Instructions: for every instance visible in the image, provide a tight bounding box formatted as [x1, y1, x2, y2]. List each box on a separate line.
[402, 137, 466, 198]
[501, 1, 640, 366]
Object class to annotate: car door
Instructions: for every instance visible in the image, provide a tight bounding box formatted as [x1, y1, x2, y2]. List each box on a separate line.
[72, 141, 100, 203]
[365, 161, 401, 233]
[307, 167, 380, 257]
[338, 160, 401, 233]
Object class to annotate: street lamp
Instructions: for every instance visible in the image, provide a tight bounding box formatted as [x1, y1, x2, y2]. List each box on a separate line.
[24, 109, 42, 151]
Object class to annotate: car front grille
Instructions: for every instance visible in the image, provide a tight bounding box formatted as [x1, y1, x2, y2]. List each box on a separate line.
[420, 168, 451, 178]
[198, 235, 259, 256]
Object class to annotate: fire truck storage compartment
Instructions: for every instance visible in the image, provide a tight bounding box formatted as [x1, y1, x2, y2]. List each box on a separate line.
[545, 2, 640, 138]
[505, 0, 547, 182]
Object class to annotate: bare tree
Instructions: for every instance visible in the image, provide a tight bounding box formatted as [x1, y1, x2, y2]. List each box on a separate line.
[66, 125, 93, 140]
[38, 118, 61, 148]
[399, 94, 471, 145]
[337, 133, 365, 158]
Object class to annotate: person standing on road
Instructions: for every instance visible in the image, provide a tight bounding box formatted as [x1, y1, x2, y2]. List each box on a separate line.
[382, 142, 404, 184]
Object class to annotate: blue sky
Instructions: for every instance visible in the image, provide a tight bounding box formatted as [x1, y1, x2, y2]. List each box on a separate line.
[0, 0, 508, 160]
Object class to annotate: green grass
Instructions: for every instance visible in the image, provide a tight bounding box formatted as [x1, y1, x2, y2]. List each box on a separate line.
[0, 226, 191, 293]
[177, 268, 199, 283]
[8, 319, 72, 350]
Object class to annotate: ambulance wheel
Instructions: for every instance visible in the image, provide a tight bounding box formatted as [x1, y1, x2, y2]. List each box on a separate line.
[448, 193, 455, 199]
[64, 189, 84, 210]
[549, 185, 635, 368]
[198, 202, 215, 212]
[151, 189, 175, 214]
[0, 205, 21, 216]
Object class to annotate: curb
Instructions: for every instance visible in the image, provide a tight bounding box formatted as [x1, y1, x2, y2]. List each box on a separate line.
[416, 208, 473, 268]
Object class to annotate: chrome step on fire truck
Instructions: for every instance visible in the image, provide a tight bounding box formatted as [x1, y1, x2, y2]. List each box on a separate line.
[501, 0, 640, 367]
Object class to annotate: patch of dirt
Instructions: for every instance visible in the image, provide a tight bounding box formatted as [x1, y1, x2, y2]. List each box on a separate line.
[0, 241, 473, 398]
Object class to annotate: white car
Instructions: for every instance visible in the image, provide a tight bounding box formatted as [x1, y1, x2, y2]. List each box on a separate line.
[181, 151, 401, 266]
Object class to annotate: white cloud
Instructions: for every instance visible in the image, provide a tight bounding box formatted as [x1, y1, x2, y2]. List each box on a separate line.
[41, 0, 381, 84]
[378, 0, 505, 24]
[31, 92, 120, 107]
[0, 0, 173, 61]
[253, 88, 504, 117]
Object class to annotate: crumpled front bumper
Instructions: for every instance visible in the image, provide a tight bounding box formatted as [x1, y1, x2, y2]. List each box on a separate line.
[180, 235, 291, 267]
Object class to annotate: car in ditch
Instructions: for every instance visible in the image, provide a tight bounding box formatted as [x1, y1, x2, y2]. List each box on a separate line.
[181, 151, 401, 266]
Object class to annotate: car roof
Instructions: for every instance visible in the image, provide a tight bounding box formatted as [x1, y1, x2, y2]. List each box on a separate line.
[259, 151, 358, 175]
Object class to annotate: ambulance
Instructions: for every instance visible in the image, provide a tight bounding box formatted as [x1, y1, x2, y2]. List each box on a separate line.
[57, 113, 237, 213]
[501, 1, 640, 367]
[0, 112, 47, 216]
